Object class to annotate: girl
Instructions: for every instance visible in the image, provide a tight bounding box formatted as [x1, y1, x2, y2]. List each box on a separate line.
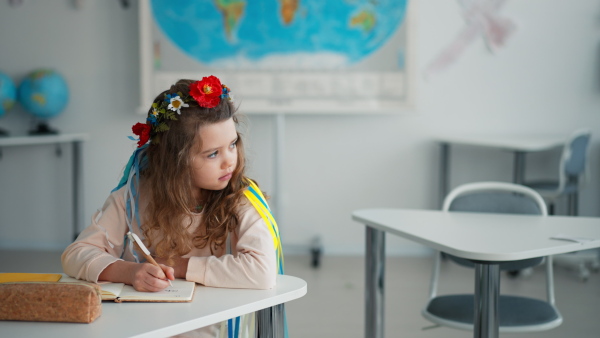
[62, 76, 284, 337]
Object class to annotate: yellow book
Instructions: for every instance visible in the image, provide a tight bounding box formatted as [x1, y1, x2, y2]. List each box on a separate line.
[0, 273, 62, 283]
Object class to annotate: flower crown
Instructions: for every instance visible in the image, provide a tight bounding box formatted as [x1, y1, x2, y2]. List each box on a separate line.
[130, 75, 232, 147]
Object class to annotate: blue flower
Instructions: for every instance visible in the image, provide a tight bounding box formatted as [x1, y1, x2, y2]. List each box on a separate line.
[147, 114, 158, 125]
[164, 93, 177, 103]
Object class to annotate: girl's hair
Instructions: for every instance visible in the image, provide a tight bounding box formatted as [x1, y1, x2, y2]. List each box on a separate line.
[140, 79, 251, 262]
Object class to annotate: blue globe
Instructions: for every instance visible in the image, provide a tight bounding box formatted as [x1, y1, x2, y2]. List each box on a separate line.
[18, 69, 69, 119]
[0, 72, 16, 118]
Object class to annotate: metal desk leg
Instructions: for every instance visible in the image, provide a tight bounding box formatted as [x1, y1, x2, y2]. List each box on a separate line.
[72, 141, 84, 241]
[513, 151, 525, 184]
[473, 263, 500, 338]
[366, 226, 385, 338]
[440, 142, 450, 208]
[256, 304, 285, 337]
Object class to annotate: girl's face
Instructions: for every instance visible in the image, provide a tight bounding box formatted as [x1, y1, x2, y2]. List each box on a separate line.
[190, 118, 238, 193]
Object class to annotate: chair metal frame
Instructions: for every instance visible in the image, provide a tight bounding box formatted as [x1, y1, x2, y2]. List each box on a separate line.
[422, 181, 562, 333]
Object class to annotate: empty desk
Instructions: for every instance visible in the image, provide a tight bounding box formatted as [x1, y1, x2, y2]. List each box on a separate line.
[352, 208, 600, 338]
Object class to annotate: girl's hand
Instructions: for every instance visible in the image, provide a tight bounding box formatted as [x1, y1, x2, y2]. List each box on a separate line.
[128, 262, 175, 292]
[98, 261, 174, 292]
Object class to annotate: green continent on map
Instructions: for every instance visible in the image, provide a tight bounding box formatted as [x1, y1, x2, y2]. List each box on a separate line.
[214, 0, 246, 41]
[350, 9, 376, 33]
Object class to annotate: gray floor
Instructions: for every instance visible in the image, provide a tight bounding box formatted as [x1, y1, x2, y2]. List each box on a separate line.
[1, 250, 599, 337]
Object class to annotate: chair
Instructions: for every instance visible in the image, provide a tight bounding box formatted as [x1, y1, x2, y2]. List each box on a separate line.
[524, 129, 599, 281]
[524, 129, 591, 216]
[422, 182, 562, 333]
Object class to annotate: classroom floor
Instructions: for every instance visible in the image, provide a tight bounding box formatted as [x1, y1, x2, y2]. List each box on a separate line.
[1, 250, 599, 338]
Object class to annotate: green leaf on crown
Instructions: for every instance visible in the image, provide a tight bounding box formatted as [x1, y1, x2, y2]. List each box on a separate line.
[165, 110, 177, 120]
[155, 123, 170, 133]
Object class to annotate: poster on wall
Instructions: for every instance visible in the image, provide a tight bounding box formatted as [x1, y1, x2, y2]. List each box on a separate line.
[139, 0, 415, 114]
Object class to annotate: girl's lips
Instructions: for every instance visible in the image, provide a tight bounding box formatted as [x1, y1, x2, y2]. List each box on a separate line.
[219, 173, 232, 181]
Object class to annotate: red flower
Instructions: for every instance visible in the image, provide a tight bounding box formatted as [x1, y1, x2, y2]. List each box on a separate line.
[190, 75, 222, 108]
[132, 122, 150, 147]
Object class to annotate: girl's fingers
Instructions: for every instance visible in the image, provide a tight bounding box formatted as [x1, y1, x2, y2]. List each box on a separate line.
[132, 263, 170, 291]
[160, 264, 176, 281]
[142, 275, 169, 292]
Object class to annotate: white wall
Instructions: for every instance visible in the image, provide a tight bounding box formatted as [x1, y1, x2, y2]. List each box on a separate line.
[1, 0, 599, 255]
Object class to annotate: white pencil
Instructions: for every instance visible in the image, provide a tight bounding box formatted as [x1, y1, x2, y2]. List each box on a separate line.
[127, 231, 172, 286]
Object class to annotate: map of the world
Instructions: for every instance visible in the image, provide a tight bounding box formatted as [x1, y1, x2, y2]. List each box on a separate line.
[150, 0, 408, 68]
[142, 0, 412, 113]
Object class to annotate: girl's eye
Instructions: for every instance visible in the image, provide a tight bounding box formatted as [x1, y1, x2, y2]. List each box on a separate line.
[207, 151, 218, 159]
[230, 139, 238, 149]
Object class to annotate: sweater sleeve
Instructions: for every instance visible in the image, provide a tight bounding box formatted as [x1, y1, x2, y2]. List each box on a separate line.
[186, 203, 277, 290]
[61, 189, 131, 283]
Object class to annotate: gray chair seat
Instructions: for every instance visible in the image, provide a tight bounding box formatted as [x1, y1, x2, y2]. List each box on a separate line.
[424, 294, 561, 331]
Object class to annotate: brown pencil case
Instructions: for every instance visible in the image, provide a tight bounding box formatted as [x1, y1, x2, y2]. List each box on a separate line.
[0, 282, 102, 323]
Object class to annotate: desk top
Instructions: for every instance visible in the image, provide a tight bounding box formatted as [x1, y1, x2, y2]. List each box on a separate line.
[0, 274, 306, 338]
[353, 209, 600, 261]
[0, 133, 89, 147]
[436, 134, 565, 152]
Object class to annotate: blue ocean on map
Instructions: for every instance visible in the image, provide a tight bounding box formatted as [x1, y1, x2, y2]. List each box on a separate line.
[151, 0, 408, 67]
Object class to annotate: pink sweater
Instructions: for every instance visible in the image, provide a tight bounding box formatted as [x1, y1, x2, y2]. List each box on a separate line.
[61, 186, 277, 290]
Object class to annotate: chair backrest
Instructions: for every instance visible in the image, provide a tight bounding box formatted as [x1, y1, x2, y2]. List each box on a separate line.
[562, 129, 591, 178]
[442, 182, 547, 270]
[443, 181, 548, 216]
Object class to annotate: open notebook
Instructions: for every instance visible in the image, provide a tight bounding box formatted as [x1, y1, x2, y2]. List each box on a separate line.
[59, 274, 196, 303]
[0, 273, 195, 303]
[95, 279, 195, 302]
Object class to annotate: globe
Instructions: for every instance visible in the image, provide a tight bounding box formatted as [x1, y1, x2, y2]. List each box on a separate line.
[150, 0, 408, 67]
[0, 71, 16, 119]
[18, 69, 69, 134]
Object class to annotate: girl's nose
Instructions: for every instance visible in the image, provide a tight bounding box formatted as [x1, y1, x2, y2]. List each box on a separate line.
[222, 152, 235, 169]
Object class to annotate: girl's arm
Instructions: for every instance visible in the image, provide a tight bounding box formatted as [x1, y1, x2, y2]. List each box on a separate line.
[61, 189, 173, 291]
[61, 192, 129, 283]
[182, 204, 277, 289]
[99, 260, 174, 292]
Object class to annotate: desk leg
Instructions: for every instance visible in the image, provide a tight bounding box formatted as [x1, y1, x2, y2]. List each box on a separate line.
[440, 142, 450, 208]
[256, 304, 285, 337]
[72, 141, 83, 241]
[513, 151, 525, 184]
[473, 263, 500, 338]
[366, 226, 385, 338]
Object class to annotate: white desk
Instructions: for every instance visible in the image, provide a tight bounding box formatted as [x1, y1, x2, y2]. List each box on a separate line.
[0, 133, 89, 239]
[437, 134, 565, 206]
[0, 274, 306, 338]
[352, 208, 600, 338]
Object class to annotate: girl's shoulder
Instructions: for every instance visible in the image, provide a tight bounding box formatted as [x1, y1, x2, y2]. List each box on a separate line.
[238, 194, 256, 217]
[103, 185, 127, 207]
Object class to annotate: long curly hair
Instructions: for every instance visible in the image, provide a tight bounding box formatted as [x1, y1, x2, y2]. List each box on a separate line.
[139, 79, 255, 262]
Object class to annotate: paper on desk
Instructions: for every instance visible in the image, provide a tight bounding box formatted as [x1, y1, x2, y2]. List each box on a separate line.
[550, 234, 597, 244]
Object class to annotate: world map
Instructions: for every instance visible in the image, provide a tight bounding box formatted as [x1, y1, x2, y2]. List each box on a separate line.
[150, 0, 408, 68]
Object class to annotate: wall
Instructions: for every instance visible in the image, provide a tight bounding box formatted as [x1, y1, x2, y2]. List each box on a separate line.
[1, 0, 599, 255]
